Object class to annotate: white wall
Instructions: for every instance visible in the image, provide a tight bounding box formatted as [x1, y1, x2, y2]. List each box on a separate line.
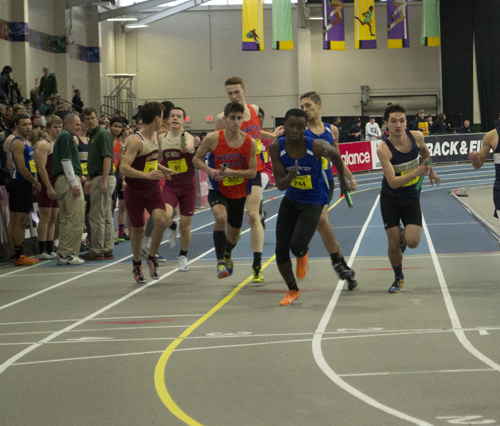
[110, 3, 441, 131]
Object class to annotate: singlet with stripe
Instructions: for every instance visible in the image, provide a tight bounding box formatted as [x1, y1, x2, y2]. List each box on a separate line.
[493, 128, 500, 193]
[278, 136, 329, 205]
[161, 132, 195, 182]
[125, 132, 160, 190]
[241, 104, 264, 171]
[207, 130, 252, 199]
[38, 138, 56, 185]
[381, 130, 420, 199]
[304, 123, 334, 180]
[77, 135, 89, 175]
[10, 137, 35, 181]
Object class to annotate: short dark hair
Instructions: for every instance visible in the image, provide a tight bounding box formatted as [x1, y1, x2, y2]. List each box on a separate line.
[11, 113, 30, 128]
[258, 108, 265, 117]
[224, 102, 244, 117]
[284, 108, 308, 123]
[82, 107, 97, 117]
[110, 117, 124, 127]
[300, 91, 321, 103]
[141, 102, 165, 124]
[44, 108, 54, 117]
[55, 111, 69, 121]
[74, 89, 80, 93]
[225, 77, 245, 88]
[161, 101, 174, 118]
[383, 104, 406, 122]
[170, 107, 186, 119]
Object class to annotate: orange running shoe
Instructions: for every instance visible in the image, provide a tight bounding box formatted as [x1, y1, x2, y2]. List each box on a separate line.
[14, 255, 39, 267]
[280, 290, 301, 306]
[296, 252, 309, 279]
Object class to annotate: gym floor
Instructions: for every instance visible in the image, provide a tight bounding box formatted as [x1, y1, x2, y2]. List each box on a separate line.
[1, 163, 499, 426]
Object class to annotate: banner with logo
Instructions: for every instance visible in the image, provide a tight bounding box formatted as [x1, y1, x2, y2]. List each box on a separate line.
[387, 0, 409, 49]
[354, 0, 377, 49]
[322, 0, 345, 50]
[272, 0, 294, 50]
[424, 133, 487, 162]
[421, 0, 440, 46]
[242, 0, 264, 51]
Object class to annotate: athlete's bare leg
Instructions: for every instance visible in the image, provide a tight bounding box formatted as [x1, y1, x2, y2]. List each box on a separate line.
[246, 186, 264, 250]
[179, 215, 193, 252]
[130, 225, 145, 263]
[386, 224, 421, 267]
[149, 208, 168, 258]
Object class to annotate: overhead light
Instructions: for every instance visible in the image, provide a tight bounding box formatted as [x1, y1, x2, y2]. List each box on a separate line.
[309, 17, 323, 20]
[126, 24, 150, 28]
[107, 17, 138, 21]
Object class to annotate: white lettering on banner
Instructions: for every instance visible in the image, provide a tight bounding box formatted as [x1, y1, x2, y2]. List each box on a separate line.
[450, 141, 459, 155]
[426, 143, 433, 155]
[469, 140, 482, 153]
[441, 142, 449, 156]
[341, 152, 371, 166]
[434, 143, 441, 156]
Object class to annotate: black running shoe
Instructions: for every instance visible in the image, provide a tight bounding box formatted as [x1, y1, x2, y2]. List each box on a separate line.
[147, 256, 159, 279]
[388, 278, 404, 293]
[133, 264, 146, 284]
[260, 211, 267, 230]
[334, 262, 357, 291]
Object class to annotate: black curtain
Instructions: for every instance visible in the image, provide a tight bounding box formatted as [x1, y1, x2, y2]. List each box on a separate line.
[440, 0, 474, 126]
[474, 2, 500, 131]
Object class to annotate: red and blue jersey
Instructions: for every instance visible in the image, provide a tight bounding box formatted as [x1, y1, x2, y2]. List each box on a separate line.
[241, 104, 264, 172]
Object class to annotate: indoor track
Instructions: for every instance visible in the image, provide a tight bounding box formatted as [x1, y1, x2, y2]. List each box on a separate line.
[1, 164, 499, 426]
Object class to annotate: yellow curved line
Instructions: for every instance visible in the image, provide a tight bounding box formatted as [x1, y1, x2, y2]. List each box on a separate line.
[154, 255, 276, 425]
[330, 186, 378, 211]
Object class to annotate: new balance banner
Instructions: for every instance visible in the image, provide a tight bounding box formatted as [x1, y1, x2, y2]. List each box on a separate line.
[242, 0, 264, 51]
[354, 0, 377, 49]
[387, 1, 409, 48]
[322, 0, 345, 50]
[421, 0, 440, 46]
[272, 0, 294, 50]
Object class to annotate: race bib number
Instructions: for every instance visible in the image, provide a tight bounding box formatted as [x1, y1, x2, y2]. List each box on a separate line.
[81, 162, 88, 175]
[263, 151, 269, 163]
[113, 163, 117, 173]
[29, 159, 37, 173]
[168, 158, 188, 174]
[321, 157, 330, 170]
[290, 175, 312, 190]
[402, 169, 419, 186]
[223, 176, 244, 186]
[144, 160, 158, 173]
[255, 138, 262, 155]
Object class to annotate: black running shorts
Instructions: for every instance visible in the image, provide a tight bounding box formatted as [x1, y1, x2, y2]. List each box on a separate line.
[380, 192, 422, 230]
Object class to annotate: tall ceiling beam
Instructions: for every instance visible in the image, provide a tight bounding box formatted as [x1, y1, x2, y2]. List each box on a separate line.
[99, 0, 175, 21]
[123, 0, 211, 29]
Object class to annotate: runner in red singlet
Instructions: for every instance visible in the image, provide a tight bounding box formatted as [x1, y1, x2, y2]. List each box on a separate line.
[119, 102, 175, 284]
[215, 77, 283, 283]
[194, 102, 257, 279]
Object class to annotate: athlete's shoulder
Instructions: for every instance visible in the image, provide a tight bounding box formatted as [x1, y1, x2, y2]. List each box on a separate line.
[409, 129, 424, 145]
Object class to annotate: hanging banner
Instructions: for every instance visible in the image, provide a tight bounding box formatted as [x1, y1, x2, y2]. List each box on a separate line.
[387, 1, 409, 48]
[354, 0, 377, 49]
[242, 0, 264, 51]
[421, 0, 440, 46]
[322, 0, 345, 50]
[272, 0, 294, 50]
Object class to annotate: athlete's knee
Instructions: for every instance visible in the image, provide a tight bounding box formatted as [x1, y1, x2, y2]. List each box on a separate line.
[406, 235, 420, 249]
[290, 237, 308, 259]
[247, 210, 260, 226]
[214, 213, 227, 228]
[316, 215, 330, 230]
[275, 248, 290, 265]
[153, 215, 167, 230]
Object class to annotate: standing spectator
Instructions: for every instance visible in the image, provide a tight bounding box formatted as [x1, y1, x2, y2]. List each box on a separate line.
[82, 107, 116, 261]
[347, 118, 362, 142]
[333, 116, 344, 142]
[38, 67, 58, 110]
[52, 113, 85, 265]
[459, 119, 473, 133]
[6, 113, 41, 266]
[431, 113, 449, 134]
[0, 66, 13, 105]
[427, 114, 433, 128]
[493, 113, 500, 130]
[411, 110, 430, 136]
[72, 89, 83, 113]
[365, 117, 382, 141]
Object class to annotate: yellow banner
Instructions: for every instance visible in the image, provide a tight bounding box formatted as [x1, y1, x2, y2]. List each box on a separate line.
[242, 0, 264, 51]
[354, 0, 377, 49]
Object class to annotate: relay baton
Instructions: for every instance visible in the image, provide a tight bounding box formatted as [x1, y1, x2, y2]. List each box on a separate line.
[415, 158, 433, 191]
[344, 191, 353, 208]
[221, 163, 227, 171]
[180, 133, 186, 149]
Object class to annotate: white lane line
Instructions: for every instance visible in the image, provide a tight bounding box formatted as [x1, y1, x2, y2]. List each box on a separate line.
[338, 368, 495, 377]
[3, 269, 125, 278]
[422, 215, 500, 372]
[0, 220, 216, 309]
[312, 194, 434, 426]
[0, 260, 45, 277]
[0, 247, 216, 376]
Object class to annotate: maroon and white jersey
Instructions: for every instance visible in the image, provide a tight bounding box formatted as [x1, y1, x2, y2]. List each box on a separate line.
[125, 132, 160, 190]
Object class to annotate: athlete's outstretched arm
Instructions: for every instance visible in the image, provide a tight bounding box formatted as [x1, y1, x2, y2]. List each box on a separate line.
[192, 131, 219, 180]
[331, 125, 357, 190]
[269, 140, 297, 191]
[413, 130, 440, 186]
[470, 129, 496, 169]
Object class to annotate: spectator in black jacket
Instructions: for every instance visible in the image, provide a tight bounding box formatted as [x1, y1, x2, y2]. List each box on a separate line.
[431, 113, 449, 134]
[411, 109, 430, 136]
[333, 116, 344, 142]
[72, 89, 84, 113]
[347, 118, 362, 142]
[459, 120, 473, 134]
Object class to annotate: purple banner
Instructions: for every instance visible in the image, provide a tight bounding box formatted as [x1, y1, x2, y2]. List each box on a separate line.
[387, 0, 409, 48]
[322, 0, 345, 50]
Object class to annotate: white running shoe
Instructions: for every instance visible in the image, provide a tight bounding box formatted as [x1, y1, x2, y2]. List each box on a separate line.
[39, 251, 56, 260]
[58, 255, 85, 265]
[178, 255, 188, 271]
[168, 227, 177, 249]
